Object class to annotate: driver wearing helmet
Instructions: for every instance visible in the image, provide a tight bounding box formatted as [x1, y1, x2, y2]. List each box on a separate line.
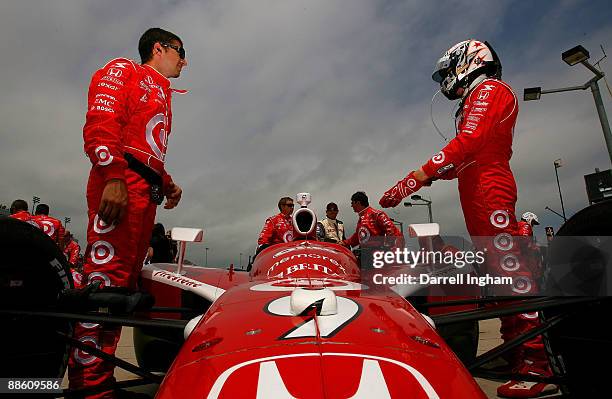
[518, 211, 540, 237]
[518, 209, 545, 288]
[379, 40, 557, 398]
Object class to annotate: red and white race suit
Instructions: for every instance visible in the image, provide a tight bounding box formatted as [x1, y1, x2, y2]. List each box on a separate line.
[517, 220, 540, 271]
[69, 58, 179, 398]
[32, 214, 65, 246]
[517, 220, 533, 237]
[345, 206, 404, 249]
[64, 239, 81, 266]
[420, 78, 535, 293]
[421, 78, 546, 368]
[258, 213, 294, 246]
[71, 269, 84, 289]
[10, 211, 42, 229]
[499, 220, 546, 368]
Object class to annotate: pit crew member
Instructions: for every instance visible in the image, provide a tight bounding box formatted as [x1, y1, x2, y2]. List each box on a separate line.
[8, 199, 41, 228]
[257, 196, 295, 254]
[33, 203, 65, 248]
[342, 191, 404, 265]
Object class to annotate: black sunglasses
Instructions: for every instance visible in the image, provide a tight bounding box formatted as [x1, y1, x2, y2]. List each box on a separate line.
[162, 43, 186, 59]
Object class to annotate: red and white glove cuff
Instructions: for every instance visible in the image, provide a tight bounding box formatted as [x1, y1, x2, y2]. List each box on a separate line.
[397, 174, 421, 197]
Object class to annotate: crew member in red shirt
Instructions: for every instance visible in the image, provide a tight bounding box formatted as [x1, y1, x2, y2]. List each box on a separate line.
[257, 197, 295, 254]
[32, 203, 65, 248]
[8, 199, 41, 229]
[343, 191, 404, 261]
[63, 230, 81, 267]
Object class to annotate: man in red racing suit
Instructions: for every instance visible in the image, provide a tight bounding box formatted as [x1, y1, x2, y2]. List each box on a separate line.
[257, 197, 295, 253]
[343, 191, 404, 262]
[498, 211, 545, 390]
[33, 203, 65, 248]
[379, 40, 556, 398]
[9, 199, 42, 229]
[68, 28, 186, 398]
[64, 231, 83, 289]
[517, 211, 542, 280]
[517, 220, 533, 237]
[518, 211, 539, 239]
[63, 231, 81, 267]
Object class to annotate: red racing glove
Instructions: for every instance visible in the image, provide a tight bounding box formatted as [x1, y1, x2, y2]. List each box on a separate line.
[379, 171, 424, 208]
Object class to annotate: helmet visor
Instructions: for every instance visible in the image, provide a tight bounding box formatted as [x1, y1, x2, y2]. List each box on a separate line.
[432, 56, 452, 83]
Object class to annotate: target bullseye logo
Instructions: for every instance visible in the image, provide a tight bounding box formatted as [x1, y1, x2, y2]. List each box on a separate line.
[512, 276, 532, 294]
[358, 227, 370, 244]
[94, 145, 113, 166]
[283, 231, 293, 243]
[490, 210, 509, 228]
[493, 233, 513, 251]
[432, 151, 445, 164]
[41, 220, 55, 236]
[500, 254, 520, 272]
[93, 215, 115, 234]
[407, 179, 417, 189]
[87, 271, 112, 288]
[73, 336, 100, 365]
[91, 241, 114, 265]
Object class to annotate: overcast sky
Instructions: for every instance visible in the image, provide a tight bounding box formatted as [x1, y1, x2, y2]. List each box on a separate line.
[1, 0, 611, 266]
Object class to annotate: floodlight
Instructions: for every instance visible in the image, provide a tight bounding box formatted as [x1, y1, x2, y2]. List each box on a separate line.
[562, 45, 590, 66]
[523, 87, 542, 101]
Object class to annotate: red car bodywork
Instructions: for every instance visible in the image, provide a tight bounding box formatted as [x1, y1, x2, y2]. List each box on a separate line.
[143, 240, 485, 398]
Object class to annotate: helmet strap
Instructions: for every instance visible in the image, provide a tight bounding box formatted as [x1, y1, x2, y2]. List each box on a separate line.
[462, 74, 487, 98]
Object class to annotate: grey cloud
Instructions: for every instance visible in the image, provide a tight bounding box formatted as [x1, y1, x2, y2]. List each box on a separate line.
[1, 1, 611, 265]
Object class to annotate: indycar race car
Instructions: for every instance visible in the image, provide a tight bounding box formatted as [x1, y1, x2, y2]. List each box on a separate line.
[1, 194, 611, 398]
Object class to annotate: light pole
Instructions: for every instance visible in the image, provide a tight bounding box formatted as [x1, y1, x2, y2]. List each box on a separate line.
[553, 159, 567, 222]
[545, 206, 566, 222]
[404, 194, 433, 223]
[524, 45, 612, 164]
[404, 195, 433, 223]
[240, 252, 243, 269]
[390, 218, 403, 235]
[205, 247, 209, 267]
[32, 196, 40, 214]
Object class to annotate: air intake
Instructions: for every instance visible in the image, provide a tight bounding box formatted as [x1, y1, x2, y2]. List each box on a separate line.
[293, 207, 317, 237]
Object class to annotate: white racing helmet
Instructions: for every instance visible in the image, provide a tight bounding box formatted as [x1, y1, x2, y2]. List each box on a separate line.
[432, 39, 501, 100]
[521, 211, 540, 226]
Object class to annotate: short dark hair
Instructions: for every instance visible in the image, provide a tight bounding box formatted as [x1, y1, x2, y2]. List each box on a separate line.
[138, 28, 183, 63]
[326, 202, 338, 211]
[152, 223, 166, 236]
[351, 191, 369, 207]
[10, 199, 29, 214]
[35, 203, 50, 215]
[278, 197, 293, 211]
